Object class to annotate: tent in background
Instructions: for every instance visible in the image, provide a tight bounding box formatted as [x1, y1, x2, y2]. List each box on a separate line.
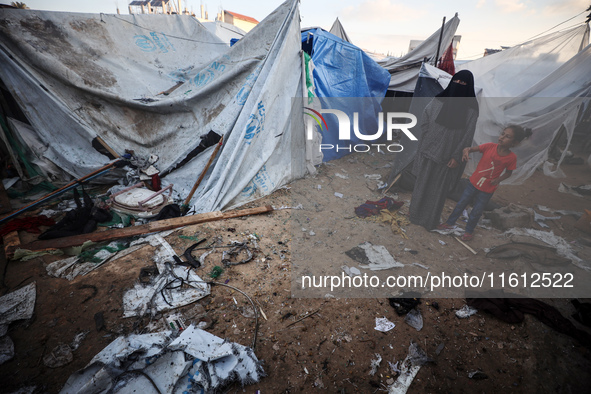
[0, 0, 306, 213]
[385, 24, 591, 188]
[329, 17, 352, 44]
[458, 24, 590, 183]
[378, 14, 460, 93]
[301, 28, 391, 162]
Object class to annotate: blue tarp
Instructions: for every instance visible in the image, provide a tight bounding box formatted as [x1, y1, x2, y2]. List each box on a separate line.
[302, 29, 391, 161]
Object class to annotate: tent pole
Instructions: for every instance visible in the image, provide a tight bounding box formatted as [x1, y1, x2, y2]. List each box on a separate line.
[182, 135, 224, 212]
[435, 16, 446, 67]
[0, 160, 120, 225]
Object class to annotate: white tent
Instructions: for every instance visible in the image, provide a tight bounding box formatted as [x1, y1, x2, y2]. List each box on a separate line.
[378, 14, 460, 92]
[457, 24, 591, 183]
[0, 0, 306, 213]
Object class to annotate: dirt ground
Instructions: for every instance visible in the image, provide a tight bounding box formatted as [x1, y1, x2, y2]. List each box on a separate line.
[1, 146, 591, 393]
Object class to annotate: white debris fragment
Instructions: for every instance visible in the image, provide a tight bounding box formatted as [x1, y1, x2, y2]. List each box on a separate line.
[455, 305, 478, 318]
[375, 317, 396, 332]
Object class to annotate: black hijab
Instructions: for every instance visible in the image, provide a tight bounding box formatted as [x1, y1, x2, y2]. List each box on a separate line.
[434, 70, 479, 129]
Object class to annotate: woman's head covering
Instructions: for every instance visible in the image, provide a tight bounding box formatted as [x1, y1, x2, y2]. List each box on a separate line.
[434, 70, 479, 129]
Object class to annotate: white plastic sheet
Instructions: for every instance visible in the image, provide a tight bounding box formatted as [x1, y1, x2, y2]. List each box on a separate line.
[60, 326, 264, 394]
[457, 25, 591, 184]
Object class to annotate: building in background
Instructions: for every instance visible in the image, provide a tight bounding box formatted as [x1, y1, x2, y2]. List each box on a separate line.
[217, 10, 258, 32]
[128, 0, 193, 15]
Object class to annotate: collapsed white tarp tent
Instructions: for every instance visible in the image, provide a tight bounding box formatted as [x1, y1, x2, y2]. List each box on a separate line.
[378, 14, 460, 92]
[457, 24, 591, 184]
[0, 0, 305, 213]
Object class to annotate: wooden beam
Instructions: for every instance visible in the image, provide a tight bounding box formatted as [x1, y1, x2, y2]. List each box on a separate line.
[454, 236, 477, 255]
[12, 205, 273, 257]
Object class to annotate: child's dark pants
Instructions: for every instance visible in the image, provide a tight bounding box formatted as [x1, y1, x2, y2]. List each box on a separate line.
[445, 182, 493, 234]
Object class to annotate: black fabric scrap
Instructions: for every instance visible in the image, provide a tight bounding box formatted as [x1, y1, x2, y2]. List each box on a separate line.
[38, 188, 111, 240]
[486, 242, 571, 266]
[466, 293, 591, 347]
[389, 292, 422, 316]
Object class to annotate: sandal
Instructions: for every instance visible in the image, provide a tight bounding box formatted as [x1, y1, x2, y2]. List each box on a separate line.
[437, 223, 453, 230]
[461, 233, 473, 241]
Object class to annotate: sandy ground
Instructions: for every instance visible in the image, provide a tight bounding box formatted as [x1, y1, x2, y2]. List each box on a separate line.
[1, 147, 591, 393]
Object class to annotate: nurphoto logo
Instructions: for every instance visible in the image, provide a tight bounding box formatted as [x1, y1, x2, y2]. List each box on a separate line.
[304, 107, 418, 153]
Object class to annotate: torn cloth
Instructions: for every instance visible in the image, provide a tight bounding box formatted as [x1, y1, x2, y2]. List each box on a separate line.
[0, 215, 55, 238]
[354, 197, 404, 218]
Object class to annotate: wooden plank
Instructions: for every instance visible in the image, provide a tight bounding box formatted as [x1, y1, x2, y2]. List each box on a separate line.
[94, 136, 120, 158]
[14, 205, 274, 255]
[454, 236, 478, 255]
[3, 230, 20, 259]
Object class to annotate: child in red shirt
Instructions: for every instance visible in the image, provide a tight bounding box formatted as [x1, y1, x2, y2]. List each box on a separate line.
[437, 125, 532, 241]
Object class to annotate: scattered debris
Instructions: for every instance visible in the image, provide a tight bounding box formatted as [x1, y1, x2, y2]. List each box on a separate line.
[488, 204, 533, 230]
[375, 317, 396, 332]
[207, 265, 224, 279]
[435, 343, 445, 355]
[286, 309, 320, 327]
[354, 197, 403, 218]
[369, 353, 382, 376]
[60, 325, 264, 393]
[411, 262, 429, 270]
[456, 305, 478, 318]
[558, 183, 591, 198]
[121, 237, 210, 318]
[504, 228, 591, 271]
[0, 282, 36, 365]
[342, 265, 361, 276]
[387, 341, 432, 394]
[389, 294, 421, 316]
[533, 210, 561, 228]
[334, 192, 344, 198]
[43, 343, 73, 368]
[468, 370, 489, 380]
[346, 242, 404, 270]
[404, 308, 423, 331]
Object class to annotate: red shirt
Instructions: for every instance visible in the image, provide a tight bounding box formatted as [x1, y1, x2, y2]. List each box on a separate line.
[469, 143, 517, 193]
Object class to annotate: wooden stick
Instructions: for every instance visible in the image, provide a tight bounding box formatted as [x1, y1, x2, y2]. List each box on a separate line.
[156, 81, 184, 96]
[454, 236, 477, 255]
[0, 160, 120, 224]
[11, 205, 273, 258]
[183, 136, 224, 207]
[286, 309, 320, 327]
[383, 173, 401, 195]
[94, 136, 120, 158]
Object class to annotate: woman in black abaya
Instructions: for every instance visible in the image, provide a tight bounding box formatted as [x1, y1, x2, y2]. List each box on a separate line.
[409, 70, 479, 230]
